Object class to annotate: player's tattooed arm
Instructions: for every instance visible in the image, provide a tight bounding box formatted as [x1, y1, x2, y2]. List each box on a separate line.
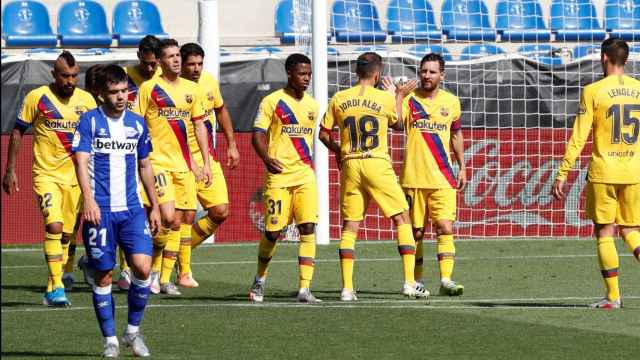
[138, 157, 161, 234]
[2, 128, 24, 195]
[75, 152, 101, 225]
[215, 106, 240, 169]
[451, 129, 467, 191]
[252, 130, 284, 174]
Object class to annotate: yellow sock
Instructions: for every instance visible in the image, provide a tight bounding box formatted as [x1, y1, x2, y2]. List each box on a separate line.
[623, 231, 640, 261]
[63, 231, 76, 273]
[437, 234, 455, 281]
[597, 236, 620, 301]
[178, 224, 192, 275]
[192, 216, 219, 249]
[118, 248, 130, 272]
[397, 224, 416, 284]
[152, 227, 171, 273]
[298, 234, 316, 289]
[61, 234, 70, 273]
[44, 232, 63, 291]
[339, 230, 357, 290]
[415, 236, 424, 282]
[160, 229, 180, 284]
[256, 234, 278, 279]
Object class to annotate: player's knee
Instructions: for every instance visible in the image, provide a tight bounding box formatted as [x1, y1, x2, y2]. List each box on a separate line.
[594, 223, 615, 237]
[45, 222, 63, 234]
[208, 205, 229, 223]
[182, 211, 196, 225]
[297, 223, 315, 235]
[413, 228, 424, 240]
[265, 231, 280, 243]
[60, 233, 72, 244]
[391, 211, 410, 226]
[131, 265, 151, 280]
[435, 221, 453, 235]
[94, 270, 113, 287]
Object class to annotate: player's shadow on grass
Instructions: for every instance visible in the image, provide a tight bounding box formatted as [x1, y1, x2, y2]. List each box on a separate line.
[468, 302, 588, 308]
[1, 351, 95, 358]
[1, 284, 93, 294]
[1, 301, 39, 307]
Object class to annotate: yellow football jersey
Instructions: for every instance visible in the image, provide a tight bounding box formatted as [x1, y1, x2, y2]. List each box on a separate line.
[125, 65, 161, 108]
[557, 75, 640, 184]
[16, 86, 96, 184]
[187, 71, 225, 168]
[400, 89, 462, 189]
[254, 89, 318, 188]
[134, 76, 206, 172]
[321, 85, 397, 161]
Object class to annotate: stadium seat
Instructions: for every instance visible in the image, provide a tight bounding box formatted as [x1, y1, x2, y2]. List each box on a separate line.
[408, 44, 453, 61]
[275, 0, 331, 44]
[495, 0, 551, 41]
[441, 0, 496, 41]
[459, 44, 505, 60]
[573, 44, 600, 58]
[2, 0, 57, 46]
[550, 0, 607, 41]
[247, 46, 282, 53]
[631, 43, 640, 53]
[331, 0, 387, 43]
[605, 0, 640, 41]
[112, 0, 168, 46]
[518, 44, 563, 65]
[58, 1, 112, 47]
[386, 0, 441, 42]
[353, 45, 388, 52]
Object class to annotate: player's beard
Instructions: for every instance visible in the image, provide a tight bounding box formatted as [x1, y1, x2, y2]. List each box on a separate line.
[421, 80, 438, 92]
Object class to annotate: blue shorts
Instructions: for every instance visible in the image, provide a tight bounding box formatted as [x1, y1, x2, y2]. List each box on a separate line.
[83, 207, 153, 272]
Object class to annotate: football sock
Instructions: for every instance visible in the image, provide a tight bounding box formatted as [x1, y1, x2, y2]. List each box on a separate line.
[191, 216, 219, 249]
[160, 229, 180, 284]
[44, 232, 64, 291]
[178, 224, 192, 275]
[397, 224, 416, 285]
[151, 227, 171, 273]
[339, 230, 357, 291]
[437, 234, 456, 281]
[623, 231, 640, 261]
[92, 284, 116, 338]
[256, 233, 277, 279]
[415, 236, 424, 282]
[64, 241, 76, 274]
[60, 233, 73, 273]
[298, 234, 316, 289]
[597, 236, 620, 301]
[127, 274, 151, 328]
[118, 248, 130, 272]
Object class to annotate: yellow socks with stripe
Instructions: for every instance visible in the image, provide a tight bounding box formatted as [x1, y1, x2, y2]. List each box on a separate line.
[397, 224, 416, 284]
[339, 230, 357, 290]
[256, 234, 278, 279]
[623, 231, 640, 261]
[178, 224, 192, 275]
[437, 234, 455, 281]
[152, 227, 171, 273]
[160, 229, 180, 284]
[118, 248, 130, 272]
[44, 232, 64, 291]
[191, 216, 219, 249]
[414, 236, 424, 282]
[597, 236, 620, 301]
[298, 234, 316, 289]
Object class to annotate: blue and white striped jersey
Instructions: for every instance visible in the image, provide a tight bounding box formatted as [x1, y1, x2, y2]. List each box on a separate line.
[72, 107, 152, 212]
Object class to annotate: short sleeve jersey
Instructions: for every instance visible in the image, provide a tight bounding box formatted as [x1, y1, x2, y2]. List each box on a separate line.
[133, 76, 206, 172]
[125, 65, 161, 109]
[400, 89, 462, 189]
[253, 89, 318, 188]
[556, 75, 640, 184]
[187, 71, 225, 167]
[16, 86, 97, 184]
[321, 85, 397, 161]
[72, 107, 152, 211]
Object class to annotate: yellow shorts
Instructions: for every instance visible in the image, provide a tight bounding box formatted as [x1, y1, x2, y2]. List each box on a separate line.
[196, 160, 229, 209]
[33, 181, 81, 233]
[141, 169, 197, 210]
[263, 180, 318, 232]
[586, 182, 640, 226]
[340, 158, 408, 221]
[404, 188, 457, 228]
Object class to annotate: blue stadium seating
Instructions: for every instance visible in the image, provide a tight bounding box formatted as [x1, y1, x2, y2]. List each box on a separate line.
[247, 46, 283, 53]
[274, 0, 331, 44]
[112, 0, 168, 46]
[408, 44, 453, 61]
[605, 0, 640, 41]
[631, 43, 640, 53]
[441, 0, 496, 41]
[386, 0, 441, 42]
[58, 1, 112, 47]
[2, 1, 57, 46]
[519, 44, 563, 65]
[573, 44, 600, 58]
[459, 44, 506, 60]
[353, 45, 388, 52]
[331, 0, 387, 42]
[495, 0, 551, 41]
[550, 0, 607, 41]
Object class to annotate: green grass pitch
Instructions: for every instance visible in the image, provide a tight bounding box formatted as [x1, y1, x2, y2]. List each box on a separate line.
[2, 238, 639, 359]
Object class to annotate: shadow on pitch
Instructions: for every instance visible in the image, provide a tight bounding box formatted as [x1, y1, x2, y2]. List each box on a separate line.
[1, 301, 39, 307]
[1, 284, 93, 294]
[467, 302, 589, 308]
[1, 351, 95, 358]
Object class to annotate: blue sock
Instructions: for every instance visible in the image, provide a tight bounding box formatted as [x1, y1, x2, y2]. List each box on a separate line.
[128, 274, 151, 328]
[92, 285, 116, 337]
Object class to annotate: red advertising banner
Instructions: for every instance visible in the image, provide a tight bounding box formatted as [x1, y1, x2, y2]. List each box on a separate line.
[1, 129, 593, 244]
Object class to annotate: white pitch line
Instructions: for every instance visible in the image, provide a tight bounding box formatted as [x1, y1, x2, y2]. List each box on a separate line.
[1, 253, 634, 270]
[2, 296, 639, 313]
